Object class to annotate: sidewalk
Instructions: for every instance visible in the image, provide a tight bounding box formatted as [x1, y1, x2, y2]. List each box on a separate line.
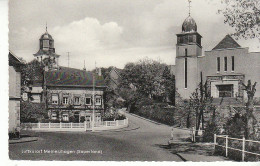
[9, 136, 38, 144]
[178, 153, 229, 162]
[167, 141, 231, 161]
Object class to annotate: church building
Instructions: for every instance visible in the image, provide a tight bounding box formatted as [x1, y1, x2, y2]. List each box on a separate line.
[173, 12, 260, 102]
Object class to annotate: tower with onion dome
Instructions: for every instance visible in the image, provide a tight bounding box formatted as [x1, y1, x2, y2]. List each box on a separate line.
[34, 24, 60, 70]
[175, 0, 202, 99]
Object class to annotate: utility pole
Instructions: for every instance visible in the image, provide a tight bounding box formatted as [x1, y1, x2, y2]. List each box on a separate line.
[92, 61, 97, 131]
[67, 52, 70, 67]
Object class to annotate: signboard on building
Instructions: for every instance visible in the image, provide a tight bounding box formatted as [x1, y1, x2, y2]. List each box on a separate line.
[22, 93, 28, 101]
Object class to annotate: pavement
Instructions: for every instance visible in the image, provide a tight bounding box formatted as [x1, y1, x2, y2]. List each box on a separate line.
[9, 136, 38, 144]
[9, 110, 230, 161]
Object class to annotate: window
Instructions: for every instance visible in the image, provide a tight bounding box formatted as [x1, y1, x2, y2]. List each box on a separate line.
[74, 97, 80, 105]
[224, 57, 227, 72]
[232, 56, 235, 71]
[85, 97, 92, 105]
[63, 97, 68, 104]
[51, 94, 58, 104]
[43, 40, 49, 48]
[62, 114, 69, 121]
[95, 96, 102, 106]
[177, 37, 180, 44]
[185, 58, 188, 88]
[184, 48, 188, 89]
[217, 57, 220, 72]
[184, 35, 188, 43]
[51, 112, 57, 120]
[180, 37, 183, 43]
[188, 35, 193, 42]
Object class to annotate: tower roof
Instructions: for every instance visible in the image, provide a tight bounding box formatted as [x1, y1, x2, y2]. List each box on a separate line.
[182, 16, 197, 32]
[212, 35, 241, 50]
[40, 32, 53, 40]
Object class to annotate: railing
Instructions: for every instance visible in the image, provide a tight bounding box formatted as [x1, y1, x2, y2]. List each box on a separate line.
[190, 127, 204, 142]
[21, 122, 86, 129]
[21, 118, 128, 131]
[214, 134, 260, 161]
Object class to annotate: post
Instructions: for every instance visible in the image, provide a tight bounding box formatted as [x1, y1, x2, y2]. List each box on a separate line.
[214, 134, 217, 150]
[38, 122, 40, 128]
[242, 136, 245, 161]
[84, 121, 86, 131]
[116, 120, 119, 126]
[71, 122, 72, 128]
[124, 119, 126, 125]
[49, 122, 51, 128]
[225, 135, 228, 157]
[192, 127, 196, 142]
[60, 122, 62, 128]
[105, 121, 107, 127]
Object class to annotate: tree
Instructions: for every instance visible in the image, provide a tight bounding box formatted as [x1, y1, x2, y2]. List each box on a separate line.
[219, 0, 260, 40]
[119, 58, 167, 99]
[242, 80, 257, 139]
[21, 59, 44, 88]
[189, 73, 213, 136]
[162, 66, 175, 105]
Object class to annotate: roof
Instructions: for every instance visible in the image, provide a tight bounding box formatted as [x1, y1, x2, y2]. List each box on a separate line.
[40, 32, 53, 40]
[182, 16, 197, 32]
[33, 49, 60, 57]
[9, 51, 25, 67]
[212, 35, 241, 50]
[44, 67, 106, 88]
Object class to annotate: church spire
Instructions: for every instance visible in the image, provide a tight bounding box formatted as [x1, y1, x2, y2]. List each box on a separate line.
[46, 22, 48, 32]
[188, 0, 191, 16]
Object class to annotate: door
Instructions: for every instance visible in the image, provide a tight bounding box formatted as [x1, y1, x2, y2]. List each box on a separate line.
[217, 84, 233, 97]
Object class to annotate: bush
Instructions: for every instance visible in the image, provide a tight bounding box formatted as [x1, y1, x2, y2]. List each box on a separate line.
[20, 102, 47, 123]
[115, 114, 126, 120]
[203, 121, 220, 142]
[69, 116, 78, 123]
[134, 103, 175, 126]
[80, 116, 85, 123]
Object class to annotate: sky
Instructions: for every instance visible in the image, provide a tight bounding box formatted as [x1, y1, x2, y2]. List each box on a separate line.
[9, 0, 260, 70]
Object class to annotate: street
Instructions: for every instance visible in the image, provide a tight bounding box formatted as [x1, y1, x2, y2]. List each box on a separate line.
[9, 112, 190, 161]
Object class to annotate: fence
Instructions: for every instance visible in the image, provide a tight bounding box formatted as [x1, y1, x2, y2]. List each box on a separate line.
[21, 118, 128, 131]
[190, 127, 204, 142]
[214, 134, 260, 161]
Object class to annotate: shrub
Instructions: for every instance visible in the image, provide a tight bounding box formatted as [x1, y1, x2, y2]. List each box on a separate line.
[134, 103, 175, 126]
[203, 121, 220, 142]
[80, 116, 85, 123]
[69, 116, 77, 123]
[20, 102, 47, 123]
[115, 114, 126, 120]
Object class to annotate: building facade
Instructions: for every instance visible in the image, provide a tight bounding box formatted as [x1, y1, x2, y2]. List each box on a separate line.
[9, 51, 24, 134]
[173, 15, 260, 101]
[44, 67, 106, 122]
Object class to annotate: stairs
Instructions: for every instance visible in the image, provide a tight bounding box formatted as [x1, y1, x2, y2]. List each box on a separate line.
[212, 97, 242, 107]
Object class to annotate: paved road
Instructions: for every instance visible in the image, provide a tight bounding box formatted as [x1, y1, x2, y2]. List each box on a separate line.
[9, 112, 190, 161]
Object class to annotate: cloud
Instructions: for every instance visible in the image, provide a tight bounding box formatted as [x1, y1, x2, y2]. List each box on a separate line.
[8, 0, 260, 71]
[53, 17, 124, 52]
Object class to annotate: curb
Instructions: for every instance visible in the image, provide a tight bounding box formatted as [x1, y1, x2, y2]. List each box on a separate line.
[9, 137, 38, 144]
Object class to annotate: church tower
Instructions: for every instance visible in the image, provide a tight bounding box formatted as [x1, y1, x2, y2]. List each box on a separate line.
[33, 24, 60, 71]
[175, 1, 202, 99]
